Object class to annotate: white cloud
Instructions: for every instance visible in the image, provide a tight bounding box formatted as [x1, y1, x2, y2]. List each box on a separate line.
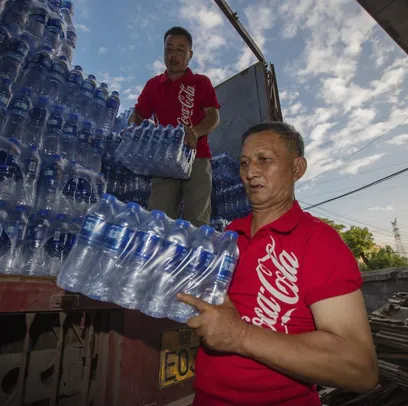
[123, 85, 144, 101]
[98, 47, 108, 55]
[368, 205, 394, 212]
[148, 59, 166, 75]
[340, 153, 386, 175]
[76, 23, 91, 33]
[387, 133, 408, 146]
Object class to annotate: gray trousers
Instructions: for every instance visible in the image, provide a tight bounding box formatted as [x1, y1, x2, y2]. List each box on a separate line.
[148, 158, 212, 227]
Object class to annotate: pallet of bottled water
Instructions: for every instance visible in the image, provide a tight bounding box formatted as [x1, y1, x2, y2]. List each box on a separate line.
[115, 120, 196, 180]
[56, 194, 239, 323]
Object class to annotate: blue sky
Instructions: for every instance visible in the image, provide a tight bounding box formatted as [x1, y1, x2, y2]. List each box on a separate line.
[71, 0, 408, 250]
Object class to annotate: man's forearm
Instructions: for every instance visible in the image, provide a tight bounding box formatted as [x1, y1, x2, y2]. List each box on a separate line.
[193, 109, 220, 137]
[128, 110, 144, 126]
[237, 324, 377, 392]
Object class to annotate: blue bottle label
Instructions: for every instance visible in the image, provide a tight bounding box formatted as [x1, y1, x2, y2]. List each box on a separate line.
[68, 72, 82, 86]
[78, 215, 109, 242]
[6, 223, 28, 241]
[133, 231, 161, 261]
[94, 138, 105, 151]
[0, 94, 9, 108]
[83, 81, 95, 92]
[161, 240, 189, 271]
[217, 256, 235, 282]
[52, 63, 67, 76]
[32, 14, 47, 24]
[103, 224, 135, 252]
[189, 249, 215, 273]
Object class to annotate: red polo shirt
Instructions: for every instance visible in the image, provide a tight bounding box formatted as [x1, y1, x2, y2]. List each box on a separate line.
[193, 201, 363, 406]
[134, 68, 220, 159]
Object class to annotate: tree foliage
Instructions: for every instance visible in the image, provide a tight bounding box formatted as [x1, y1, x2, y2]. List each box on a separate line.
[319, 218, 408, 271]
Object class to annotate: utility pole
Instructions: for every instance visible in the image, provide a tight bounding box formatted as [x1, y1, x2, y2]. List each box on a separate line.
[391, 218, 407, 258]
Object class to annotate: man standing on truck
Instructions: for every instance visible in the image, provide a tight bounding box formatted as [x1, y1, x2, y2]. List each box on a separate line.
[129, 26, 220, 227]
[178, 122, 378, 406]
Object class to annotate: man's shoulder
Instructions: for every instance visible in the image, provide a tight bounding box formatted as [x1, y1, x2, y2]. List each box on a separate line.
[144, 74, 163, 87]
[190, 71, 212, 85]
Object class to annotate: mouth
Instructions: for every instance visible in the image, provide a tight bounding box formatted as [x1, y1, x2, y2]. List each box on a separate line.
[248, 184, 264, 191]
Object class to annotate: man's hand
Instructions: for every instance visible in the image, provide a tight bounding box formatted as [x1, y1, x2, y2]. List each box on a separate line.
[177, 293, 248, 353]
[183, 126, 198, 149]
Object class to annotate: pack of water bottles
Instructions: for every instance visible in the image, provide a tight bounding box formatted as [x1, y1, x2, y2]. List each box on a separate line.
[211, 153, 251, 221]
[57, 194, 239, 323]
[115, 120, 196, 180]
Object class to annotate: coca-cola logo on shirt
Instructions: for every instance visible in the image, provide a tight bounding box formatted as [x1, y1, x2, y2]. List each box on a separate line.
[177, 83, 195, 127]
[242, 236, 300, 334]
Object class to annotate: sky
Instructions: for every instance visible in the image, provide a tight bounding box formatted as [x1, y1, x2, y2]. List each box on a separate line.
[71, 0, 408, 251]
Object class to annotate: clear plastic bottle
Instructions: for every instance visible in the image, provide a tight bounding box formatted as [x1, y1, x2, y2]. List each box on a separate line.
[2, 0, 33, 36]
[42, 16, 63, 55]
[113, 210, 166, 309]
[23, 95, 49, 147]
[142, 219, 191, 318]
[2, 87, 32, 141]
[82, 202, 142, 302]
[21, 209, 52, 276]
[43, 104, 64, 155]
[57, 193, 118, 292]
[61, 113, 79, 161]
[88, 128, 105, 172]
[0, 25, 11, 56]
[76, 120, 93, 167]
[41, 55, 68, 102]
[25, 4, 49, 51]
[0, 34, 30, 81]
[58, 65, 83, 109]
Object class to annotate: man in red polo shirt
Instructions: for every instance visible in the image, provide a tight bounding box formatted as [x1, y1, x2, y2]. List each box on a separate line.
[129, 26, 220, 227]
[178, 122, 378, 405]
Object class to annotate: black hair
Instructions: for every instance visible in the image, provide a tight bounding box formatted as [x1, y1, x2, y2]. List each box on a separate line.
[241, 121, 305, 157]
[164, 26, 193, 47]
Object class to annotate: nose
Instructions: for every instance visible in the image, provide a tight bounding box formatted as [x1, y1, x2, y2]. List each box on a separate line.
[242, 161, 260, 180]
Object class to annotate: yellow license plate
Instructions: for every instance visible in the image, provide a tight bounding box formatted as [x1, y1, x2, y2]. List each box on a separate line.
[159, 327, 200, 389]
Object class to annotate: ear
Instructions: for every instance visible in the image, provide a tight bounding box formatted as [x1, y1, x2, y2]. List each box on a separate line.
[190, 49, 194, 61]
[293, 157, 307, 182]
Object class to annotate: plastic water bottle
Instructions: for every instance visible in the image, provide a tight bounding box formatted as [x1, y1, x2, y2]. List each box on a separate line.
[147, 124, 163, 161]
[47, 0, 61, 13]
[60, 0, 74, 26]
[91, 172, 107, 204]
[88, 128, 105, 172]
[0, 136, 23, 192]
[0, 205, 29, 274]
[41, 55, 68, 102]
[75, 165, 94, 218]
[43, 104, 64, 155]
[167, 225, 216, 323]
[25, 5, 49, 51]
[57, 26, 76, 63]
[76, 120, 93, 167]
[2, 0, 32, 36]
[57, 193, 118, 292]
[82, 202, 142, 301]
[166, 124, 184, 162]
[0, 77, 12, 112]
[89, 86, 107, 128]
[15, 145, 41, 207]
[59, 159, 77, 217]
[23, 96, 49, 147]
[0, 201, 8, 262]
[45, 213, 77, 276]
[21, 209, 52, 276]
[102, 91, 120, 133]
[73, 85, 93, 122]
[142, 219, 191, 318]
[36, 153, 63, 211]
[113, 210, 166, 309]
[61, 113, 78, 161]
[2, 92, 31, 144]
[58, 65, 83, 108]
[0, 25, 11, 56]
[43, 17, 63, 55]
[155, 125, 172, 162]
[0, 34, 30, 81]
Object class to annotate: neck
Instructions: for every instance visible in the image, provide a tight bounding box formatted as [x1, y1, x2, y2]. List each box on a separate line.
[251, 198, 295, 237]
[167, 69, 187, 81]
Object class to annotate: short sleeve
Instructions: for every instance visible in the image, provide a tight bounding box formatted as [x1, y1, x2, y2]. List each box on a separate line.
[302, 224, 363, 307]
[201, 76, 220, 110]
[134, 79, 155, 119]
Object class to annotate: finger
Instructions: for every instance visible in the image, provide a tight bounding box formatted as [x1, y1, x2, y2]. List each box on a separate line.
[186, 314, 204, 329]
[224, 295, 235, 306]
[177, 293, 212, 313]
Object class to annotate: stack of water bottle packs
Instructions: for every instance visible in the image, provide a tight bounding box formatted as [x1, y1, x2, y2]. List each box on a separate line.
[212, 152, 251, 221]
[0, 0, 151, 276]
[57, 193, 239, 323]
[115, 120, 196, 180]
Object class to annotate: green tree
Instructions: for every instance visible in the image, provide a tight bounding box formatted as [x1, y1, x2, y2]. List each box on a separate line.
[366, 245, 408, 270]
[319, 218, 346, 234]
[341, 226, 375, 266]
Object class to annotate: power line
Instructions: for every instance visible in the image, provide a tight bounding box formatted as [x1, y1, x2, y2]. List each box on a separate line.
[296, 114, 408, 190]
[302, 167, 408, 210]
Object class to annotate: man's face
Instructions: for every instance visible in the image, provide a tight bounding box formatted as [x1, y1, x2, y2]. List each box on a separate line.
[240, 131, 306, 210]
[164, 35, 192, 74]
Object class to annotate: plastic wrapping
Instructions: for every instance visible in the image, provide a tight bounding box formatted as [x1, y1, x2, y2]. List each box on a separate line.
[115, 120, 196, 180]
[57, 193, 239, 323]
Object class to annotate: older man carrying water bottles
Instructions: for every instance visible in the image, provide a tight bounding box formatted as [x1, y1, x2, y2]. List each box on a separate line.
[129, 26, 220, 227]
[177, 122, 379, 405]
